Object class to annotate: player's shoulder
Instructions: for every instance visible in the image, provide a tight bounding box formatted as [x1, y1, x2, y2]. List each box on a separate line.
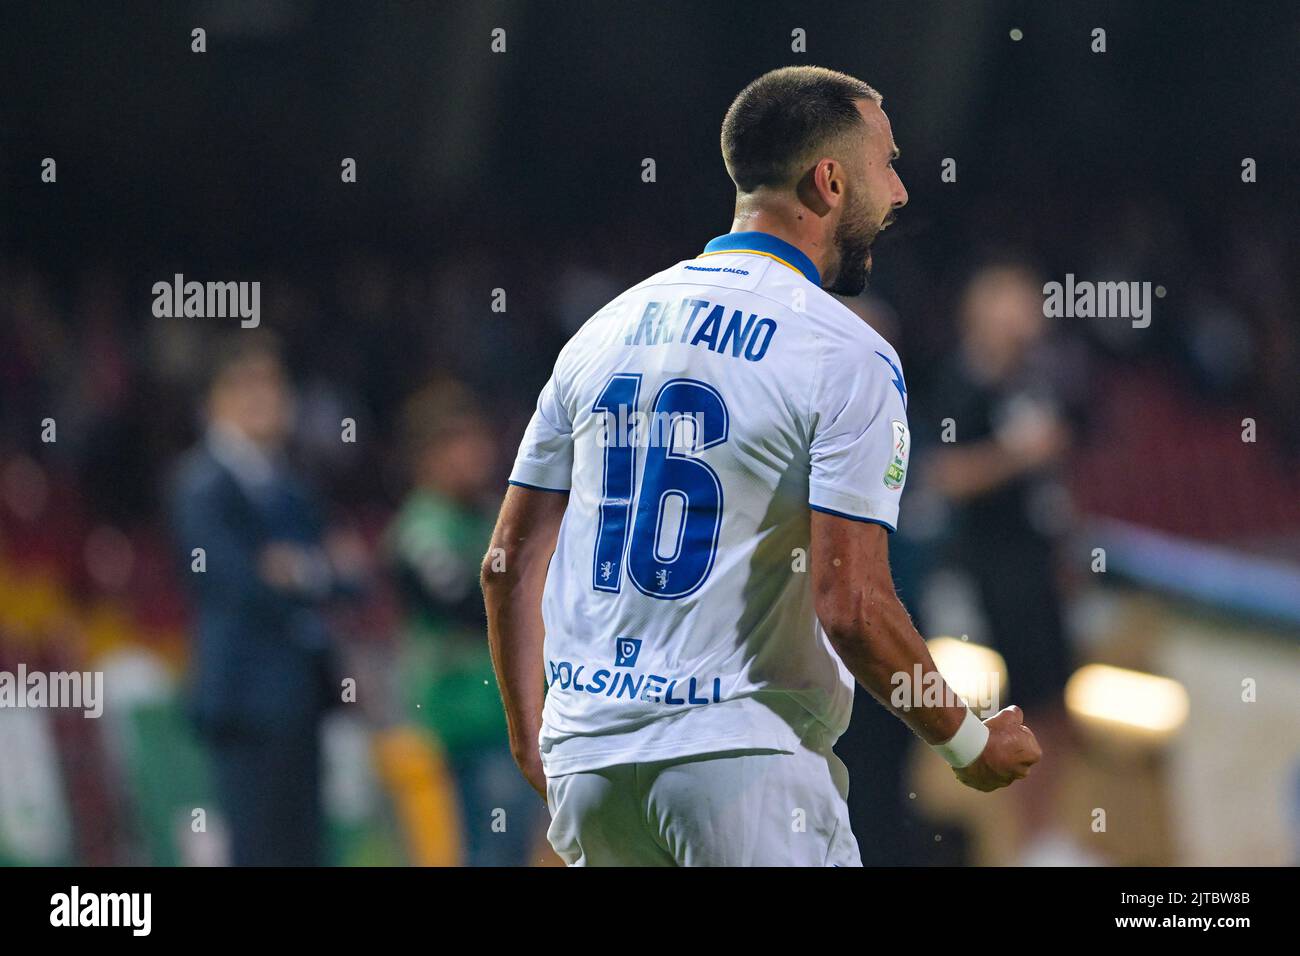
[795, 290, 908, 419]
[801, 286, 902, 368]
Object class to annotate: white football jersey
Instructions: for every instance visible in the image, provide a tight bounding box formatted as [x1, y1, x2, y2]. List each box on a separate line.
[510, 231, 910, 775]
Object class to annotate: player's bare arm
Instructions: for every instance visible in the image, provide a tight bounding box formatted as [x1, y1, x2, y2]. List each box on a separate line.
[810, 511, 1042, 791]
[482, 484, 568, 798]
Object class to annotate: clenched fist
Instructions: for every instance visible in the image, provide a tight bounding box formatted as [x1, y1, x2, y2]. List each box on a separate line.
[953, 705, 1042, 792]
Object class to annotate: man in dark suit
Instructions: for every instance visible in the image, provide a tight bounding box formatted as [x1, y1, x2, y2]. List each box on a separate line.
[170, 334, 345, 866]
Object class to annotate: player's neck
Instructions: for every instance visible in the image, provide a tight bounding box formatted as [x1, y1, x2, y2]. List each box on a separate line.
[728, 200, 833, 281]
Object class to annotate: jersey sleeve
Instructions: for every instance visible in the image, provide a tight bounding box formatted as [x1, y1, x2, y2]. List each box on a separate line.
[807, 339, 910, 532]
[509, 371, 575, 492]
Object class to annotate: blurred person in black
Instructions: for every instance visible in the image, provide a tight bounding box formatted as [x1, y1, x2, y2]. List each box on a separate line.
[385, 382, 543, 865]
[170, 333, 352, 866]
[924, 262, 1094, 865]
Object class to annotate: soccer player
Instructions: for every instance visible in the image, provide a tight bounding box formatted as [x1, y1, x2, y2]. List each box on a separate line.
[483, 66, 1042, 866]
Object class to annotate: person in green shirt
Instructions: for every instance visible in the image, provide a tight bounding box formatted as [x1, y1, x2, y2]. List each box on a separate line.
[386, 382, 542, 865]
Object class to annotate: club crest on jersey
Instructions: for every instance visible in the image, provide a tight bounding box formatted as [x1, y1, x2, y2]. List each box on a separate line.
[615, 637, 642, 668]
[884, 420, 909, 490]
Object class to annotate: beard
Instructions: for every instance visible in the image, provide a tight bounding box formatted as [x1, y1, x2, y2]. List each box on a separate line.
[825, 202, 891, 296]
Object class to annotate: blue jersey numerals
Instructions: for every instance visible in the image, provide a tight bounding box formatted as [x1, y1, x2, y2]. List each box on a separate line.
[592, 374, 641, 592]
[591, 375, 729, 600]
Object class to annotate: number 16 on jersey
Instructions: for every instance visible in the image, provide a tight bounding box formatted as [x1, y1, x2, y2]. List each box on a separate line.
[592, 373, 729, 600]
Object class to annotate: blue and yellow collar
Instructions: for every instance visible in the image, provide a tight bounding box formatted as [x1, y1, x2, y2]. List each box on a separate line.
[699, 231, 821, 286]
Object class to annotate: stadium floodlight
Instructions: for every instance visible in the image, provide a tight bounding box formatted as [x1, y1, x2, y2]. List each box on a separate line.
[1065, 664, 1190, 740]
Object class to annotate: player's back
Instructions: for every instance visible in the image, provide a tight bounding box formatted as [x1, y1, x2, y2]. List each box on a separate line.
[509, 233, 909, 775]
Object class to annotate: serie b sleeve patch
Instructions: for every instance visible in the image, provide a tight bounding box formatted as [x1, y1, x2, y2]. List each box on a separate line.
[884, 419, 910, 491]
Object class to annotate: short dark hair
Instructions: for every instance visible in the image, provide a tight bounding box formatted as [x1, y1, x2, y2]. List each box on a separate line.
[721, 66, 880, 193]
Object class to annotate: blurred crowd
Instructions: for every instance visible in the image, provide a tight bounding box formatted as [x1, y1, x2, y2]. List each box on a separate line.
[0, 187, 1298, 864]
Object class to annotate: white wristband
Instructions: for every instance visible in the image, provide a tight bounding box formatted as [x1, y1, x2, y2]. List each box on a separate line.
[932, 707, 989, 769]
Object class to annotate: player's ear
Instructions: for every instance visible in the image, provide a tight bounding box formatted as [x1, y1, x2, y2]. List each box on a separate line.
[797, 159, 838, 216]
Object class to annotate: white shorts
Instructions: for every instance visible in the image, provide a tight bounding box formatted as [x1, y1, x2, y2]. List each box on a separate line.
[545, 741, 861, 866]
